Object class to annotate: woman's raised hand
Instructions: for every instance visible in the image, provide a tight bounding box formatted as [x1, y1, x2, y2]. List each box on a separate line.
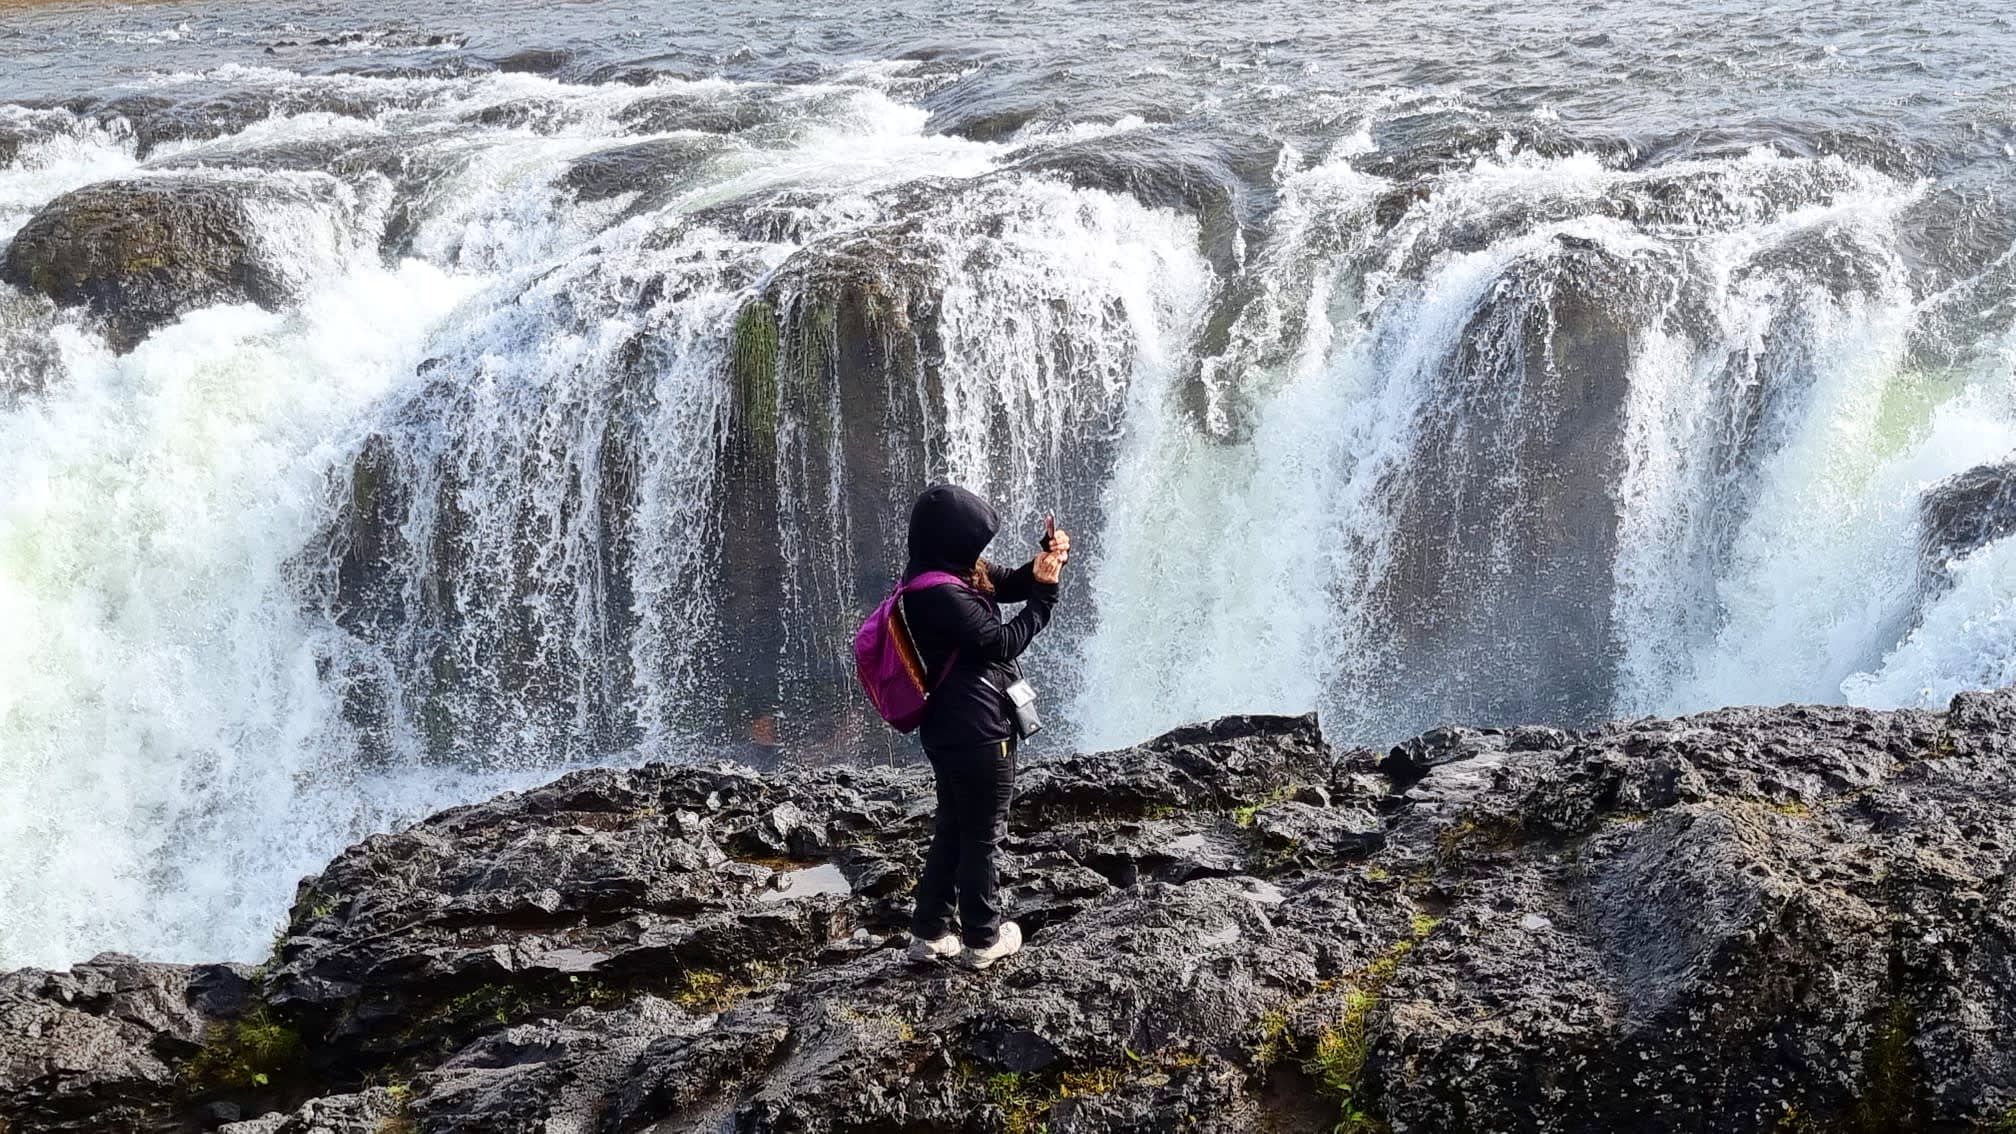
[1034, 528, 1071, 584]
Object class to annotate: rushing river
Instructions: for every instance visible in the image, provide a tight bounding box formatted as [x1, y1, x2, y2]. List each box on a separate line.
[3, 0, 2015, 969]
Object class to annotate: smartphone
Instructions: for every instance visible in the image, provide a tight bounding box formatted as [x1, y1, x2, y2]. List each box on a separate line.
[1044, 513, 1056, 551]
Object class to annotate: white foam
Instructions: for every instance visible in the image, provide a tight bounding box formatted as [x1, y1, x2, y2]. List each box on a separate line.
[0, 261, 489, 968]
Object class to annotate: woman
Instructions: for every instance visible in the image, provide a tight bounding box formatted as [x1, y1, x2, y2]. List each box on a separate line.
[900, 483, 1070, 969]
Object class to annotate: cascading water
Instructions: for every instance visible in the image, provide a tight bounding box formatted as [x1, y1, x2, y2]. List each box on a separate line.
[5, 9, 2016, 972]
[1085, 144, 2016, 746]
[0, 63, 1211, 968]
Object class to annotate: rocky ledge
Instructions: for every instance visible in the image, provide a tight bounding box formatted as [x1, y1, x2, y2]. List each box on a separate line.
[5, 695, 2016, 1133]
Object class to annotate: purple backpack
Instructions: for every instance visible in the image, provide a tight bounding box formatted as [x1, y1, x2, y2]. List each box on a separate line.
[854, 570, 966, 733]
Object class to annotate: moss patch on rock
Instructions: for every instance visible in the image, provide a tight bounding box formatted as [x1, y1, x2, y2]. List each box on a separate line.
[183, 1008, 303, 1091]
[729, 298, 782, 454]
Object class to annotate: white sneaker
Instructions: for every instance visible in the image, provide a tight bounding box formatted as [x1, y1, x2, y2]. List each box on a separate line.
[960, 922, 1023, 970]
[907, 932, 962, 963]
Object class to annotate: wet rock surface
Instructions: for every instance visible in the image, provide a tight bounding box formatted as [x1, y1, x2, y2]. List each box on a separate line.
[1366, 243, 1667, 736]
[7, 697, 2016, 1132]
[1919, 459, 2016, 584]
[1, 172, 381, 351]
[314, 173, 1145, 756]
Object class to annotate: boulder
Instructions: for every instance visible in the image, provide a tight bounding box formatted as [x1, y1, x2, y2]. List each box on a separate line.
[616, 92, 777, 136]
[1919, 459, 2016, 581]
[8, 696, 2016, 1131]
[0, 954, 255, 1132]
[490, 47, 576, 76]
[1, 172, 379, 352]
[1364, 696, 2013, 1132]
[560, 135, 737, 219]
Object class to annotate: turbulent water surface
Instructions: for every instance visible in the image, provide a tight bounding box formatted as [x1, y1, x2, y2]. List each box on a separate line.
[3, 0, 2016, 968]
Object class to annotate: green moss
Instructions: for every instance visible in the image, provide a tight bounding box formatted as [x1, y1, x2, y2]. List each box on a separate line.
[1434, 813, 1524, 859]
[1254, 1007, 1295, 1066]
[442, 983, 533, 1028]
[673, 969, 732, 1011]
[671, 961, 782, 1014]
[374, 1080, 417, 1134]
[1983, 1107, 2016, 1133]
[394, 974, 623, 1051]
[787, 292, 838, 398]
[1297, 914, 1439, 1133]
[183, 1008, 302, 1091]
[262, 921, 290, 973]
[730, 299, 781, 450]
[966, 1061, 1133, 1132]
[1848, 995, 1922, 1132]
[1057, 1066, 1122, 1099]
[987, 1072, 1050, 1134]
[1307, 995, 1379, 1133]
[1773, 1102, 1817, 1132]
[565, 973, 618, 1007]
[1232, 785, 1298, 827]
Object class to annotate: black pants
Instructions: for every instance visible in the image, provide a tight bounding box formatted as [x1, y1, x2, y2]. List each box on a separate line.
[910, 738, 1017, 948]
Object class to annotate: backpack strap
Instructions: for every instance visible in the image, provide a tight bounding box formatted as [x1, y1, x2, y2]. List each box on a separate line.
[896, 571, 972, 689]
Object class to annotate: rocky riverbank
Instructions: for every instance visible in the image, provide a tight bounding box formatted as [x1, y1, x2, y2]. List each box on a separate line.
[6, 693, 2016, 1133]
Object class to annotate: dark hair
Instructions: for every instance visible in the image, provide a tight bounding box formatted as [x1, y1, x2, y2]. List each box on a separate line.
[968, 557, 995, 596]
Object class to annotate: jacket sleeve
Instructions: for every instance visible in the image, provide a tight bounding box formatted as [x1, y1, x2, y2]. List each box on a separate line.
[912, 579, 1058, 663]
[988, 559, 1041, 604]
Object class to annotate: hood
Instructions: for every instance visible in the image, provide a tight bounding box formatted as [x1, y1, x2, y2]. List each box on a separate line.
[905, 483, 999, 579]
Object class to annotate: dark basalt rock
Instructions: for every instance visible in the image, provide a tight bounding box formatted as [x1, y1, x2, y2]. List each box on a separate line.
[16, 697, 2016, 1132]
[75, 88, 409, 159]
[1359, 242, 1667, 737]
[1919, 459, 2016, 582]
[0, 954, 256, 1132]
[1, 173, 375, 352]
[561, 135, 737, 213]
[149, 133, 472, 259]
[215, 1088, 405, 1134]
[0, 288, 62, 405]
[491, 48, 576, 76]
[613, 87, 845, 138]
[1007, 128, 1281, 277]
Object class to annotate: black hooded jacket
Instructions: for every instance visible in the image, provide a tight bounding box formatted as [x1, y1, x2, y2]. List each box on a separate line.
[900, 484, 1059, 750]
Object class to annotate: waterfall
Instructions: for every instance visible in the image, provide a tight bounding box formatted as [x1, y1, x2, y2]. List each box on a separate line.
[4, 60, 2016, 970]
[1078, 145, 2016, 744]
[0, 65, 1211, 967]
